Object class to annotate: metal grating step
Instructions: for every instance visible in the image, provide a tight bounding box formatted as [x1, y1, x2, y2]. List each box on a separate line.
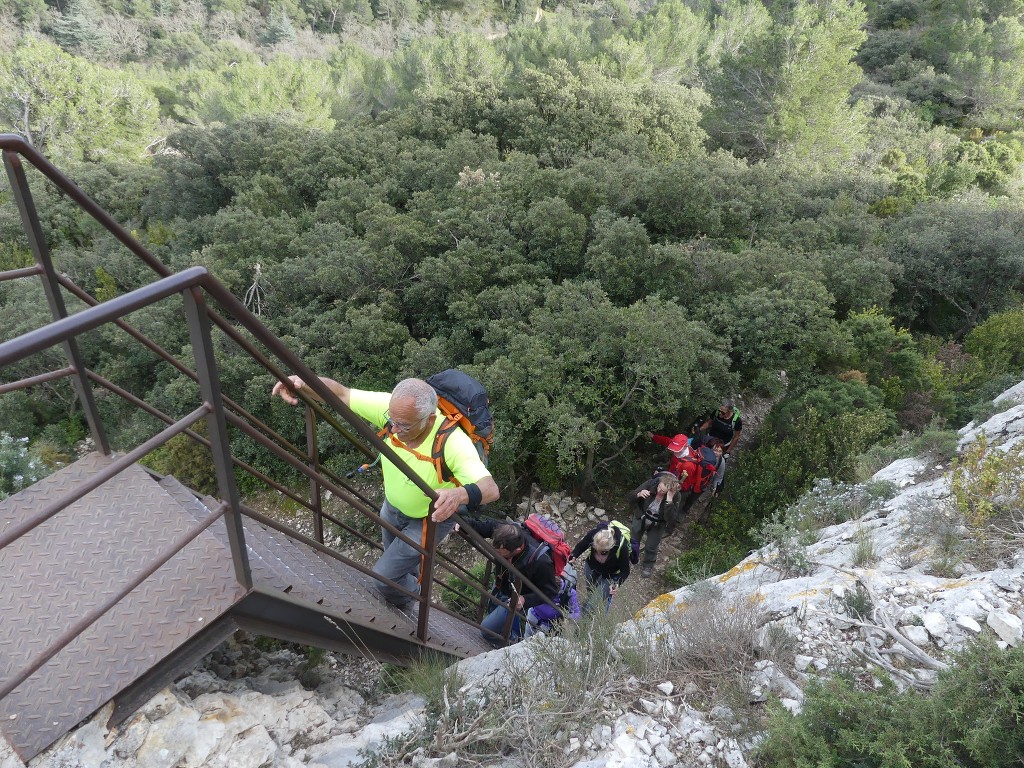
[161, 477, 493, 657]
[0, 453, 247, 761]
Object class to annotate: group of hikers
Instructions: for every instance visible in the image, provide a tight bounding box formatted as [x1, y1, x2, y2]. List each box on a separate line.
[271, 371, 741, 647]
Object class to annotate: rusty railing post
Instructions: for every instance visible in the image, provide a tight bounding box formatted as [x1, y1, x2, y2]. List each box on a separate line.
[2, 150, 109, 453]
[305, 406, 325, 544]
[182, 286, 252, 589]
[416, 513, 439, 642]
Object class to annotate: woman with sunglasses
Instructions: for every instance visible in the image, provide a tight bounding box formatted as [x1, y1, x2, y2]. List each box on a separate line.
[570, 523, 632, 614]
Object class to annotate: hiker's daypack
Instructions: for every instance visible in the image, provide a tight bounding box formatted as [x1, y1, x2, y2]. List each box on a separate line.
[529, 562, 581, 626]
[557, 563, 579, 611]
[682, 445, 720, 495]
[523, 513, 572, 578]
[383, 369, 494, 486]
[607, 520, 640, 565]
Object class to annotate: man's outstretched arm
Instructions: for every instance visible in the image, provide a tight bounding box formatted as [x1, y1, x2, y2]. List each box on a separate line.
[271, 375, 351, 406]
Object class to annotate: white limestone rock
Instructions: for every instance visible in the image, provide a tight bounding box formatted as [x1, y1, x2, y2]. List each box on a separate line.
[110, 714, 150, 760]
[191, 691, 263, 741]
[0, 736, 24, 768]
[956, 615, 982, 634]
[992, 570, 1020, 591]
[276, 693, 335, 747]
[901, 625, 930, 646]
[923, 612, 949, 640]
[780, 698, 803, 715]
[205, 725, 278, 768]
[43, 719, 109, 768]
[316, 681, 365, 719]
[136, 701, 203, 768]
[723, 746, 750, 768]
[955, 598, 988, 620]
[871, 457, 927, 487]
[654, 743, 676, 765]
[987, 610, 1024, 646]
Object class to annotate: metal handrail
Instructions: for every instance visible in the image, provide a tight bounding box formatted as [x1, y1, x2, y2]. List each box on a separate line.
[0, 134, 558, 649]
[54, 275, 377, 511]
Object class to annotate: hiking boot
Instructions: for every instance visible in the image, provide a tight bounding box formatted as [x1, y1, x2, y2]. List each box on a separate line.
[641, 566, 653, 578]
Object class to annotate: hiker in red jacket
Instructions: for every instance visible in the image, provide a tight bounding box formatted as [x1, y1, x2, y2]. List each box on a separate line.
[645, 432, 695, 479]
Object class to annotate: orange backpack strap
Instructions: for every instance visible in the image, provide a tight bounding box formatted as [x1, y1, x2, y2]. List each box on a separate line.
[430, 416, 462, 486]
[384, 417, 460, 487]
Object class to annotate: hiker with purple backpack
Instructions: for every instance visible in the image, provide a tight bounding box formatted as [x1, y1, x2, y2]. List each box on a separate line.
[463, 520, 560, 647]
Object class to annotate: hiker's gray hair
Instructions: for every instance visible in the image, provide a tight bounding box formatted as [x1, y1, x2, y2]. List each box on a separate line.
[392, 378, 438, 419]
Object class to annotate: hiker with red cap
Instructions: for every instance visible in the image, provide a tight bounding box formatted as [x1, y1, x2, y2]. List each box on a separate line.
[645, 431, 694, 479]
[646, 429, 724, 528]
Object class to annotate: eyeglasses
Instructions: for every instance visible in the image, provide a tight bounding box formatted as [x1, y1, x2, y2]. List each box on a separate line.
[385, 409, 428, 433]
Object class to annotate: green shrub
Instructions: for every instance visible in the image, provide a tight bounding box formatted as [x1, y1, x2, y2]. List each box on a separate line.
[440, 560, 490, 619]
[836, 581, 873, 617]
[909, 427, 960, 462]
[732, 405, 891, 525]
[855, 434, 915, 480]
[756, 637, 1024, 767]
[142, 431, 219, 495]
[754, 508, 815, 577]
[964, 306, 1024, 377]
[667, 500, 757, 588]
[953, 373, 1021, 426]
[950, 435, 1024, 529]
[0, 433, 50, 500]
[851, 528, 877, 568]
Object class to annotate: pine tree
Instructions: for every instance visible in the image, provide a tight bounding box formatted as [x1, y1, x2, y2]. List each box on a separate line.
[261, 7, 298, 45]
[49, 0, 111, 58]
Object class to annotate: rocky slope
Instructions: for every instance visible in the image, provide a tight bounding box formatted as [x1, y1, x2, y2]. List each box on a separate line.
[6, 381, 1024, 768]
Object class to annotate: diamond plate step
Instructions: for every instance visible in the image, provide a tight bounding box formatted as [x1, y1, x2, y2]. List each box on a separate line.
[161, 477, 493, 657]
[163, 481, 495, 655]
[0, 453, 248, 761]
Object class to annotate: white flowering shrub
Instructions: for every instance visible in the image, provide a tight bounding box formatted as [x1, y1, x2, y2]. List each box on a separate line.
[0, 433, 46, 500]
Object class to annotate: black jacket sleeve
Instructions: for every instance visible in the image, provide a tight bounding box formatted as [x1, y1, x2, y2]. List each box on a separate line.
[465, 517, 499, 539]
[571, 526, 599, 559]
[515, 542, 559, 610]
[626, 477, 660, 515]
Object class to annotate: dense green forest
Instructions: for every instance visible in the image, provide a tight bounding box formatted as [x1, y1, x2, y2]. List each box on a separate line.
[2, 0, 1024, 541]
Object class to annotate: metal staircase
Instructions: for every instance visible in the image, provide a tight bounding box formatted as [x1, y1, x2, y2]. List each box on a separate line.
[0, 135, 547, 761]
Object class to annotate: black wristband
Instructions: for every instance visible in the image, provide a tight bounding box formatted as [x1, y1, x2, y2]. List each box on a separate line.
[464, 482, 483, 510]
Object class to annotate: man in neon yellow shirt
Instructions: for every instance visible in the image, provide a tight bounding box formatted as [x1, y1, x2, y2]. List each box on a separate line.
[273, 375, 499, 610]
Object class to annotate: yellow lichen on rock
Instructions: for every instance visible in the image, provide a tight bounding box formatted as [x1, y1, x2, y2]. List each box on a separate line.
[717, 560, 763, 583]
[636, 593, 679, 619]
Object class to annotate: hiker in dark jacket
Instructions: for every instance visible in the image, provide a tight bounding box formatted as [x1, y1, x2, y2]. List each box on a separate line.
[465, 519, 559, 647]
[691, 398, 742, 454]
[628, 473, 682, 578]
[571, 524, 631, 614]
